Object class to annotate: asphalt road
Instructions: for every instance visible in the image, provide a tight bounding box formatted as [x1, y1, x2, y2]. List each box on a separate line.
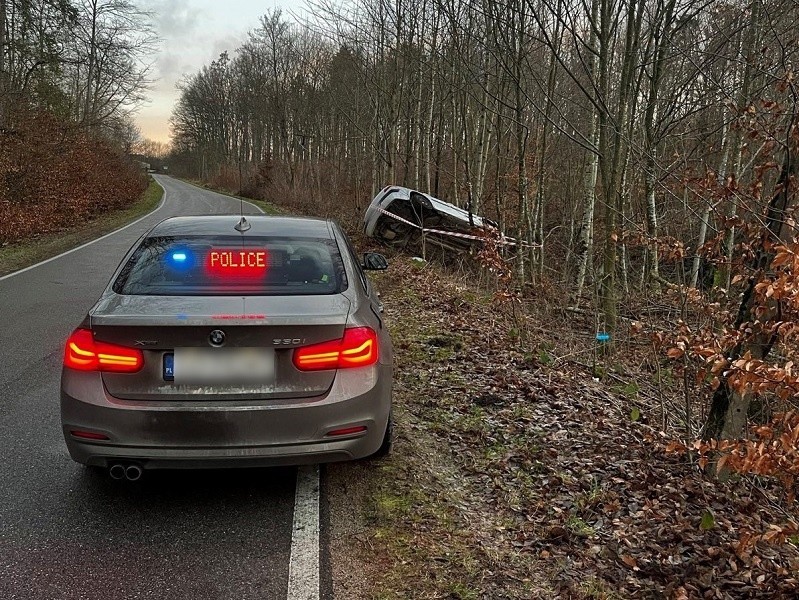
[0, 176, 313, 600]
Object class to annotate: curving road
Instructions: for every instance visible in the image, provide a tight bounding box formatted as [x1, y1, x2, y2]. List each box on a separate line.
[0, 176, 322, 600]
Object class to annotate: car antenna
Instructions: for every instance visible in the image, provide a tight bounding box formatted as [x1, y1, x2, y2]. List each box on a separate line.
[234, 196, 250, 232]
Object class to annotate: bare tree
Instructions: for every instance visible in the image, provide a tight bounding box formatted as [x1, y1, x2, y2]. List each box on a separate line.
[69, 0, 157, 128]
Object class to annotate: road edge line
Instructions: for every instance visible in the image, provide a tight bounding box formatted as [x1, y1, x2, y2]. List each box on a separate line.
[175, 177, 266, 215]
[0, 178, 169, 283]
[287, 464, 320, 600]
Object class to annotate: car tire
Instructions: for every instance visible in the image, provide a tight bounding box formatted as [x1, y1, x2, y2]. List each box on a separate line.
[369, 411, 393, 459]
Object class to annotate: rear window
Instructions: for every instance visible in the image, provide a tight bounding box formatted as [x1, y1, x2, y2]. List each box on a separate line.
[113, 235, 348, 296]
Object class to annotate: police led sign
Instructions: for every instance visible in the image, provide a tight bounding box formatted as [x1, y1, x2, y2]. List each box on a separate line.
[206, 249, 268, 277]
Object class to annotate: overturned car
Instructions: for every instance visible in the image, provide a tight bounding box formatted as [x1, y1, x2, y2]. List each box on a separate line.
[363, 186, 499, 254]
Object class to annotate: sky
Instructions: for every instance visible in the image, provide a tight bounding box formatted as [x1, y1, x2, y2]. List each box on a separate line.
[136, 0, 306, 145]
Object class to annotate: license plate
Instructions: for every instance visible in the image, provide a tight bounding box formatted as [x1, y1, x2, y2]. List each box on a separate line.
[163, 353, 175, 381]
[164, 348, 275, 385]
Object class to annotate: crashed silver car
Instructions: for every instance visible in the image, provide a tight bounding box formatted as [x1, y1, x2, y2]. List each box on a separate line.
[364, 186, 497, 253]
[60, 215, 393, 479]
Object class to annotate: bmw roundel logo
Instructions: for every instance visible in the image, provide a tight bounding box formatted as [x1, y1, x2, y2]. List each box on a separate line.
[209, 329, 226, 347]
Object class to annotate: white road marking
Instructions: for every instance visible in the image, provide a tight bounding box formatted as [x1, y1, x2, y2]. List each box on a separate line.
[0, 180, 169, 283]
[177, 178, 266, 215]
[287, 465, 321, 600]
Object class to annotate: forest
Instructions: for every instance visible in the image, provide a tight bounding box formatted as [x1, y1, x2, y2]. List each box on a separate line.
[0, 0, 152, 243]
[168, 0, 799, 449]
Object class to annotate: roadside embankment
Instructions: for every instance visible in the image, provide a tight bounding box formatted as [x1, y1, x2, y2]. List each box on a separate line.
[0, 177, 163, 278]
[327, 256, 799, 599]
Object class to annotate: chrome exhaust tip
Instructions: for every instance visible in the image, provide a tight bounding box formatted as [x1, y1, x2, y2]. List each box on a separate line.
[125, 465, 143, 482]
[109, 464, 126, 480]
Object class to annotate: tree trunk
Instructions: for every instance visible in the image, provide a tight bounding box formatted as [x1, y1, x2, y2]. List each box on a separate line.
[692, 120, 730, 288]
[721, 0, 761, 290]
[0, 0, 6, 127]
[514, 4, 530, 284]
[83, 0, 99, 125]
[598, 0, 643, 333]
[703, 144, 796, 440]
[574, 0, 600, 302]
[534, 0, 560, 279]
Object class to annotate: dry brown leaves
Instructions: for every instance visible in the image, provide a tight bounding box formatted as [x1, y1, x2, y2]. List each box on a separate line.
[369, 256, 799, 599]
[0, 109, 147, 245]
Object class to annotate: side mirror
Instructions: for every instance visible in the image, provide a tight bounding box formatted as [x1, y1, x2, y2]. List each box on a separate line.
[362, 252, 388, 271]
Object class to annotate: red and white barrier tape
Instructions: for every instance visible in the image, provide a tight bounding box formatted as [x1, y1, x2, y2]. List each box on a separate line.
[372, 206, 540, 248]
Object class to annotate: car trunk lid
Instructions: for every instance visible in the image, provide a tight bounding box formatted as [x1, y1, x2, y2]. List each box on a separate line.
[92, 294, 350, 400]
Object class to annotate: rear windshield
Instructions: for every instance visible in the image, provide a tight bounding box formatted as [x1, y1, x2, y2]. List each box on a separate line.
[113, 235, 348, 296]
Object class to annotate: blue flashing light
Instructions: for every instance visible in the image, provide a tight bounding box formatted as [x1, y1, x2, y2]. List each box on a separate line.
[167, 248, 193, 270]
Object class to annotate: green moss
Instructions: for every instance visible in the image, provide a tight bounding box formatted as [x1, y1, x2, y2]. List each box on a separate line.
[375, 492, 414, 518]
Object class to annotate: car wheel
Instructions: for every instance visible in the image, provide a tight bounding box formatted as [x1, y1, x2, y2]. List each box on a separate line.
[369, 412, 393, 459]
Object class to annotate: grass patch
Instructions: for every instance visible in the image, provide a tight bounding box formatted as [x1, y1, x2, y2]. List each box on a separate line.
[361, 448, 498, 598]
[331, 258, 559, 599]
[566, 514, 596, 538]
[0, 177, 164, 277]
[580, 577, 621, 600]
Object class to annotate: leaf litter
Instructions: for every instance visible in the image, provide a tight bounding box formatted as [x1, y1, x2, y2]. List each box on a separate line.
[327, 255, 799, 599]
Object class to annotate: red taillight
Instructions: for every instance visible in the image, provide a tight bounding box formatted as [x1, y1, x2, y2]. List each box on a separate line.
[64, 329, 144, 373]
[326, 426, 368, 437]
[293, 327, 379, 371]
[70, 430, 110, 440]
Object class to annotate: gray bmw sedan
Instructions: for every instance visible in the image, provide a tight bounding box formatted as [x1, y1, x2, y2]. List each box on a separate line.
[60, 215, 393, 479]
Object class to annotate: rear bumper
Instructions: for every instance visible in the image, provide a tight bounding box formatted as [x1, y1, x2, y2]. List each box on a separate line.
[61, 438, 374, 469]
[60, 365, 392, 469]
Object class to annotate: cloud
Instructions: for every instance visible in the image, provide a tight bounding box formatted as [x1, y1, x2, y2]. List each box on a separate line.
[209, 34, 246, 61]
[154, 51, 194, 91]
[135, 0, 299, 144]
[140, 0, 201, 34]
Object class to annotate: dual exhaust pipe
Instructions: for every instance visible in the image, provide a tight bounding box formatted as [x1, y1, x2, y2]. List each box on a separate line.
[109, 462, 143, 481]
